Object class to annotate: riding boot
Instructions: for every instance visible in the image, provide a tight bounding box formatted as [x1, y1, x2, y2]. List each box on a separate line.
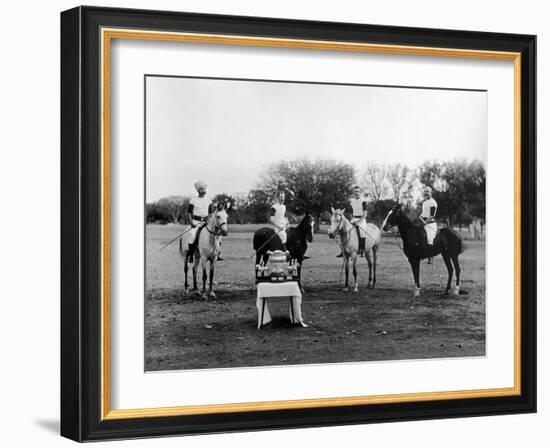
[188, 243, 194, 262]
[336, 251, 343, 258]
[359, 237, 366, 256]
[217, 253, 224, 261]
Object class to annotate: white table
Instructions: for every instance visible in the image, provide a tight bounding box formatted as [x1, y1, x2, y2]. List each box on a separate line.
[256, 281, 308, 329]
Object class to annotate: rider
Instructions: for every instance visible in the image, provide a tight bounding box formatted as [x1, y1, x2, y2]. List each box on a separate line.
[186, 181, 223, 262]
[337, 186, 368, 257]
[420, 186, 438, 245]
[269, 191, 289, 252]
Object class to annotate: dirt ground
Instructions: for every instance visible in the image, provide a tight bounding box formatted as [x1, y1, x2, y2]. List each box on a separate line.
[145, 224, 485, 371]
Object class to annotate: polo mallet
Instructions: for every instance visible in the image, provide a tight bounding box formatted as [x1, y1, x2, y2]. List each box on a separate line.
[159, 226, 193, 252]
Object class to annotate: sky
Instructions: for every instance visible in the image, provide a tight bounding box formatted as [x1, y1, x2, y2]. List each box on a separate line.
[146, 76, 487, 202]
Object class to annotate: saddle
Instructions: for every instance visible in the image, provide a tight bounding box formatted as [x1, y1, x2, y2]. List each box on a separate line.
[190, 222, 207, 254]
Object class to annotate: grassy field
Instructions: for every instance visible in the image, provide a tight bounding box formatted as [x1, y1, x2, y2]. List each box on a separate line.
[145, 224, 485, 371]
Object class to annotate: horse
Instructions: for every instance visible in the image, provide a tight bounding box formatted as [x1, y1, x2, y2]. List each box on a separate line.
[252, 213, 314, 288]
[327, 207, 381, 292]
[381, 204, 463, 296]
[179, 203, 229, 299]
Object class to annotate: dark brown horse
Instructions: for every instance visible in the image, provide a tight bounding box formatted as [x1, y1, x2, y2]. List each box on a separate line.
[253, 213, 314, 287]
[382, 204, 463, 296]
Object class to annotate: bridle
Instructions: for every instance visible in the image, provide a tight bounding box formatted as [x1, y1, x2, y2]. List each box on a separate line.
[332, 213, 353, 243]
[205, 211, 228, 236]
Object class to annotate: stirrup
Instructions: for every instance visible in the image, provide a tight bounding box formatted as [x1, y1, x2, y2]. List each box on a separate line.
[336, 253, 343, 258]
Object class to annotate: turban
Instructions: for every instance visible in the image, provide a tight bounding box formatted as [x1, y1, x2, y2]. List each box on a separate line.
[194, 180, 207, 191]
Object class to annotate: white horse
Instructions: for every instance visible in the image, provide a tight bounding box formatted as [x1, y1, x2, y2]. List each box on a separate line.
[179, 203, 229, 299]
[327, 207, 381, 292]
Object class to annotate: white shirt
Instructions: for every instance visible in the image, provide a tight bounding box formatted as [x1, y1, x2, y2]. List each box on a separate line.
[271, 203, 287, 226]
[190, 196, 212, 217]
[421, 198, 438, 218]
[350, 197, 367, 217]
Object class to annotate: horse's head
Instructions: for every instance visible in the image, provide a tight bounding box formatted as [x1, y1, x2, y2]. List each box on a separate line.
[327, 207, 345, 239]
[382, 204, 403, 232]
[213, 202, 229, 236]
[305, 212, 314, 243]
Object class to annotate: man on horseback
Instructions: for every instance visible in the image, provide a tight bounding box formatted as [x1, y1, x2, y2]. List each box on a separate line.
[419, 186, 438, 245]
[269, 191, 289, 251]
[187, 180, 223, 262]
[337, 185, 369, 257]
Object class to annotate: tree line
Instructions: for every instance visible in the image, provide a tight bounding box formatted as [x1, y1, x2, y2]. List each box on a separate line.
[146, 158, 485, 230]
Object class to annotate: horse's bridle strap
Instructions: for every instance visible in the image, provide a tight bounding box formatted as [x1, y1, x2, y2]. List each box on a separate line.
[205, 222, 226, 236]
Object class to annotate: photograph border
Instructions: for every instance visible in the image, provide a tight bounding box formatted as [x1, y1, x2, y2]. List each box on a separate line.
[61, 6, 536, 441]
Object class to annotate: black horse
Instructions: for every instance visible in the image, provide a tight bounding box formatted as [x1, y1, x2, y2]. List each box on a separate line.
[253, 213, 314, 287]
[382, 205, 463, 296]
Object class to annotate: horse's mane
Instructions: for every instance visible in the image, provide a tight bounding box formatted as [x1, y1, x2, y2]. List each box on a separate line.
[289, 214, 311, 237]
[394, 209, 417, 229]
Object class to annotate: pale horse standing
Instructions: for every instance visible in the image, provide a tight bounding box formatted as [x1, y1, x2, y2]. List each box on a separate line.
[327, 207, 381, 292]
[179, 203, 229, 299]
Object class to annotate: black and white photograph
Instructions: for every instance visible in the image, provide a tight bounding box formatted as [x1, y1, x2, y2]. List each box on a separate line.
[145, 75, 487, 371]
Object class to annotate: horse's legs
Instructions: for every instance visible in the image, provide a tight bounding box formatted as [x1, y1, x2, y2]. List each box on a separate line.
[372, 245, 378, 289]
[208, 261, 216, 298]
[352, 255, 358, 293]
[441, 252, 454, 293]
[192, 258, 199, 292]
[451, 254, 461, 295]
[201, 261, 208, 295]
[183, 255, 189, 292]
[343, 257, 350, 291]
[365, 250, 373, 289]
[410, 258, 421, 296]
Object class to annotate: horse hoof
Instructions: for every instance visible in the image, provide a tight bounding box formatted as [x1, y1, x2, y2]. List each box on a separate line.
[353, 286, 359, 293]
[413, 288, 421, 297]
[208, 291, 217, 299]
[453, 286, 460, 296]
[342, 287, 349, 292]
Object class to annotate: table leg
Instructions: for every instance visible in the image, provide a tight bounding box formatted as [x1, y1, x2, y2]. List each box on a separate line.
[259, 297, 266, 329]
[289, 297, 295, 324]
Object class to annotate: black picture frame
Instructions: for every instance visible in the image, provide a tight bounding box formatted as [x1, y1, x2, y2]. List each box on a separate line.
[61, 5, 536, 442]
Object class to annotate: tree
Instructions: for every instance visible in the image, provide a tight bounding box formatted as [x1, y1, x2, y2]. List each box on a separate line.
[418, 161, 446, 192]
[258, 158, 356, 231]
[387, 163, 413, 202]
[362, 163, 389, 201]
[369, 199, 399, 226]
[146, 202, 170, 224]
[417, 159, 485, 227]
[157, 195, 188, 224]
[246, 189, 271, 224]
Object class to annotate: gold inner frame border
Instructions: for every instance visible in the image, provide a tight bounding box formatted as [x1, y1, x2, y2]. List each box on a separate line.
[100, 27, 522, 421]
